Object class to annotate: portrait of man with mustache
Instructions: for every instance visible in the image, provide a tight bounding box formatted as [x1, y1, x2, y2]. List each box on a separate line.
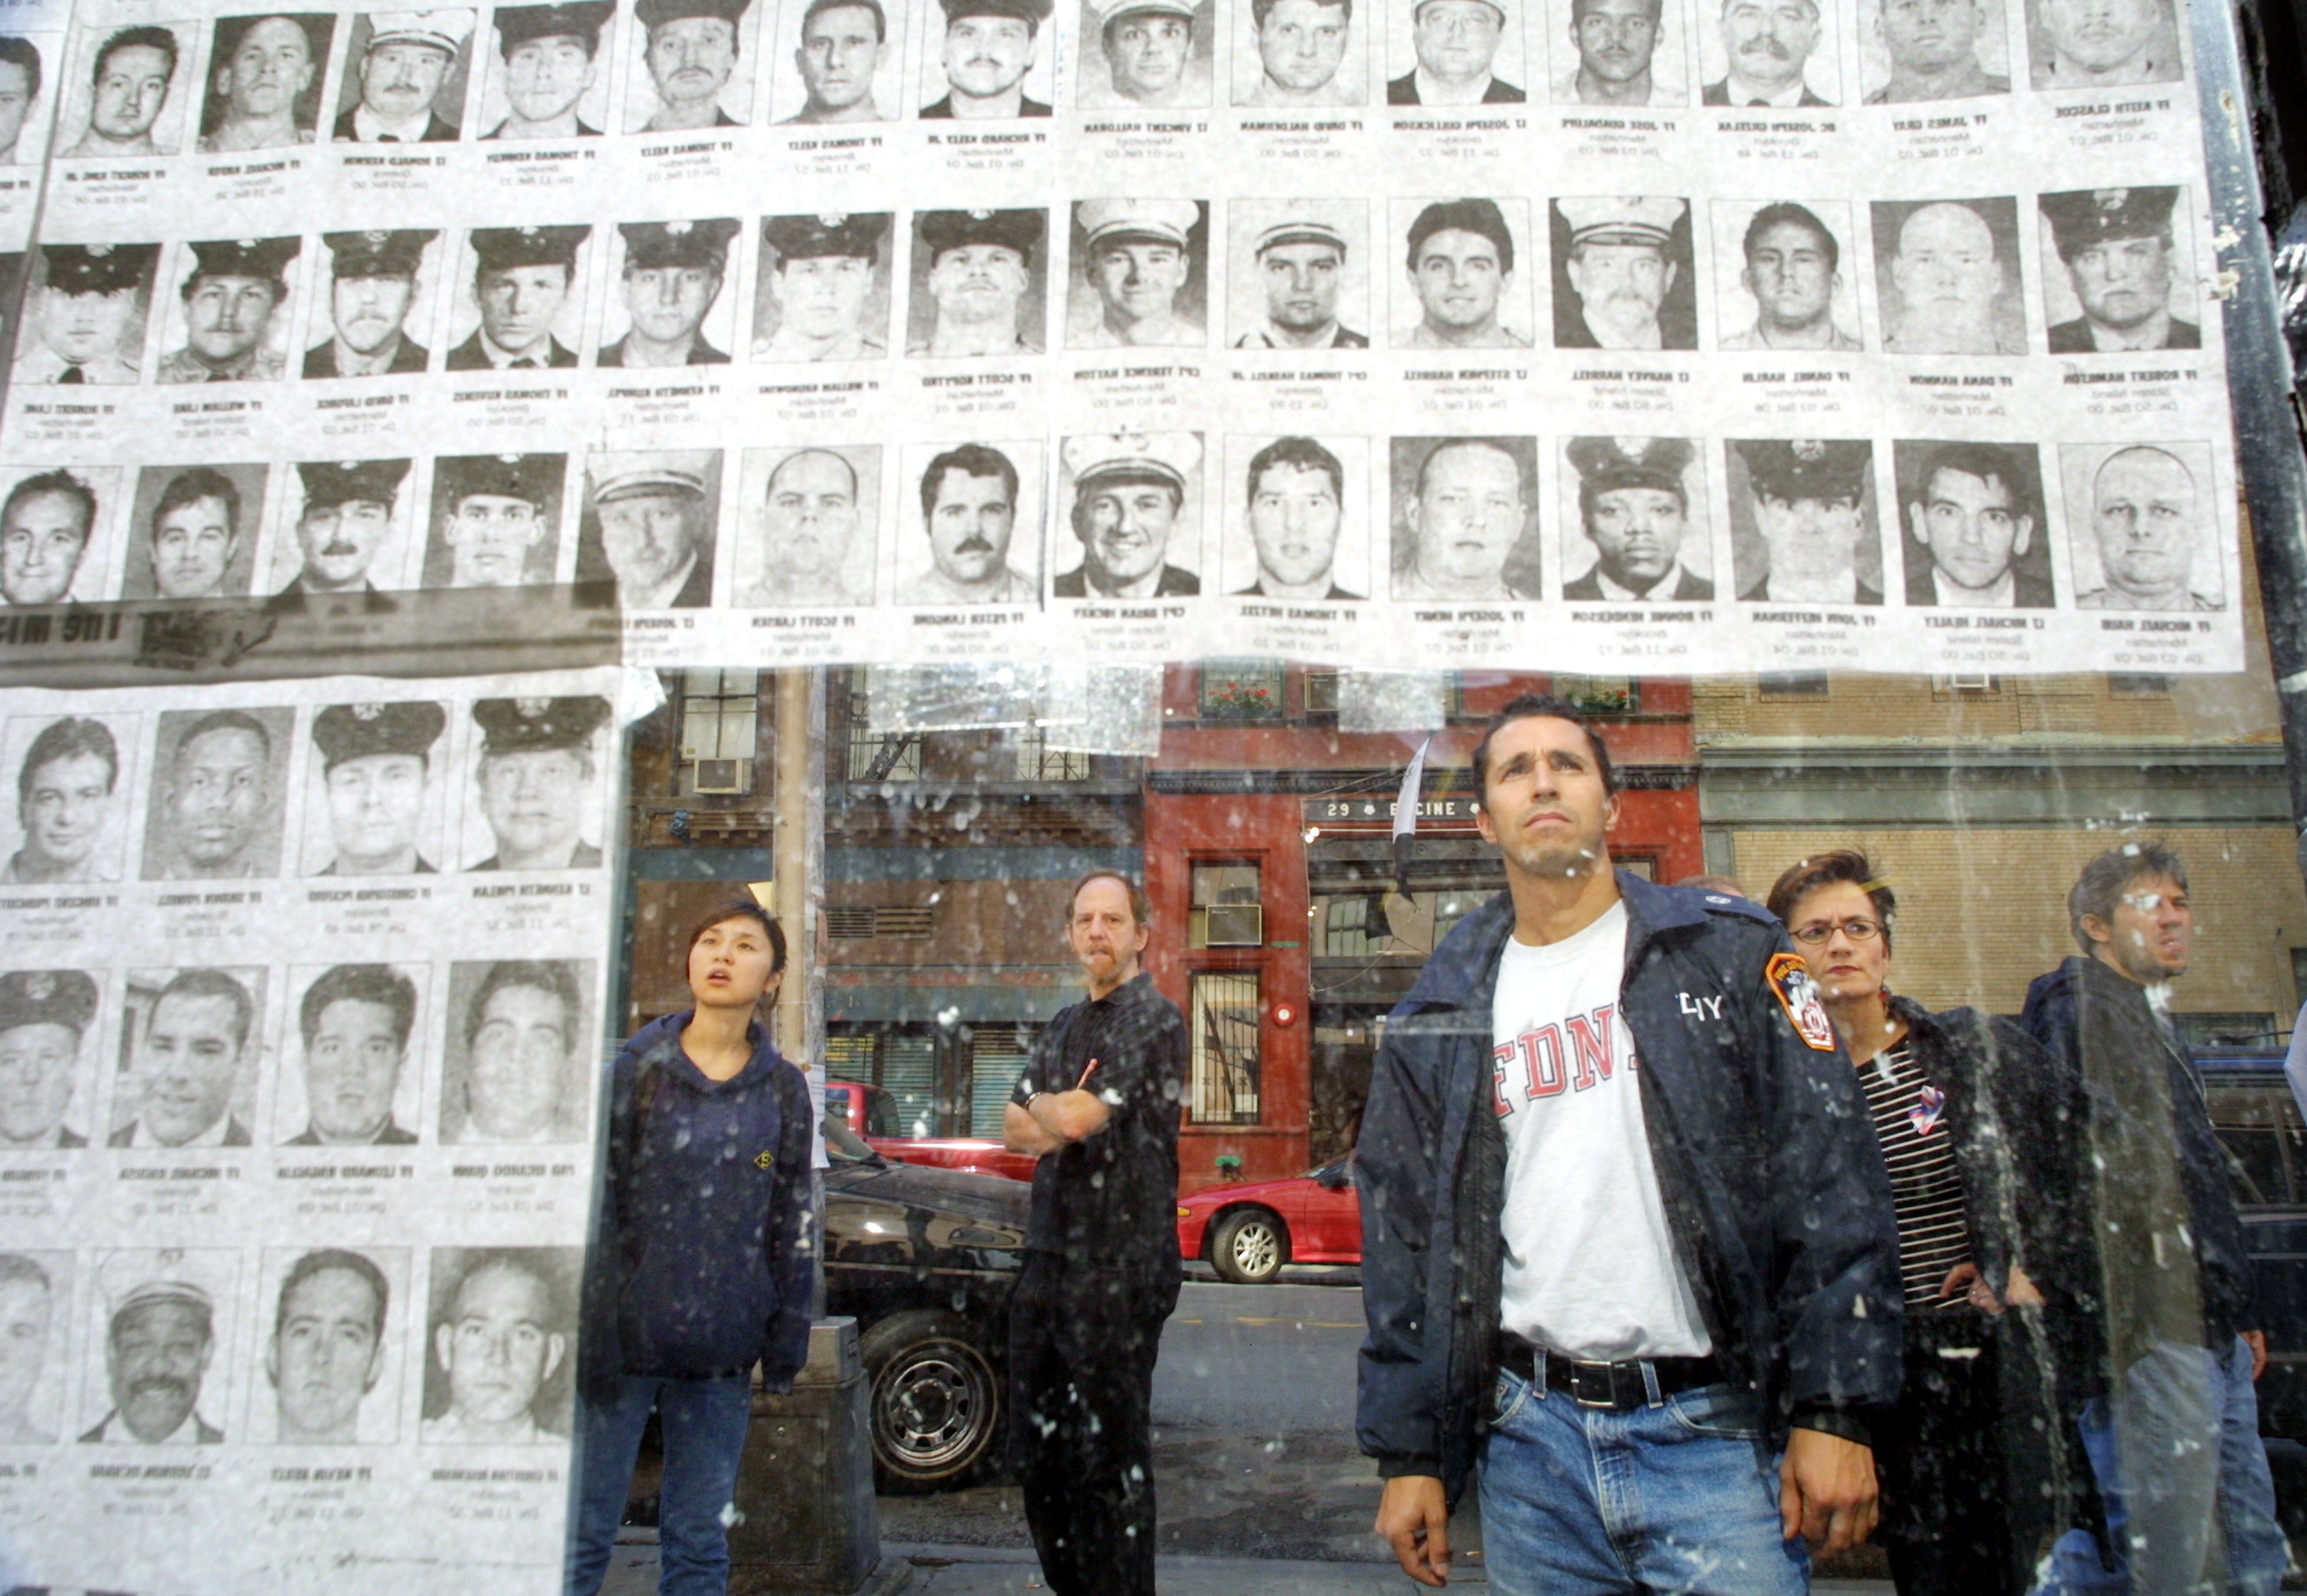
[1701, 0, 1833, 103]
[82, 1251, 234, 1445]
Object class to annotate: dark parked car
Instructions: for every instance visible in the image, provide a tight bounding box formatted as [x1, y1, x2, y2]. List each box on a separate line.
[824, 1117, 1030, 1490]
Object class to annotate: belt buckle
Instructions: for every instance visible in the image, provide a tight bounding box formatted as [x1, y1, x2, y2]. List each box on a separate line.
[1567, 1359, 1619, 1408]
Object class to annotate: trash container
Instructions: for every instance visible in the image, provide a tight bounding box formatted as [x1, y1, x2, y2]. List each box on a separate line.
[727, 1316, 881, 1594]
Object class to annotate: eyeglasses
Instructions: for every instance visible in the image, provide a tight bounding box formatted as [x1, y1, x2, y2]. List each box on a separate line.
[1790, 917, 1883, 946]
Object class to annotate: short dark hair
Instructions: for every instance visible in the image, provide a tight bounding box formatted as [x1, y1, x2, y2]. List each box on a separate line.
[277, 1248, 388, 1341]
[300, 963, 418, 1052]
[2069, 840, 2189, 953]
[802, 0, 889, 40]
[1570, 0, 1656, 20]
[18, 716, 118, 803]
[1246, 436, 1343, 505]
[3, 470, 97, 543]
[1766, 848, 1895, 956]
[920, 444, 1019, 521]
[1068, 869, 1150, 928]
[1742, 201, 1839, 274]
[1415, 437, 1523, 505]
[1911, 442, 2033, 520]
[685, 899, 788, 976]
[94, 25, 178, 88]
[1252, 0, 1350, 26]
[466, 960, 581, 1049]
[174, 707, 272, 771]
[152, 467, 241, 542]
[0, 36, 44, 102]
[0, 1252, 50, 1294]
[151, 966, 256, 1053]
[1469, 693, 1616, 806]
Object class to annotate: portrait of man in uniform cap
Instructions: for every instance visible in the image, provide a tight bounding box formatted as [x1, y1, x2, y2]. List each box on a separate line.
[1717, 199, 1859, 351]
[2039, 187, 2197, 354]
[83, 1249, 235, 1443]
[6, 715, 125, 884]
[307, 700, 447, 874]
[1729, 437, 1882, 603]
[1563, 436, 1712, 599]
[633, 0, 754, 128]
[14, 242, 158, 385]
[1233, 209, 1367, 349]
[1240, 0, 1360, 105]
[1553, 195, 1693, 349]
[109, 966, 265, 1149]
[284, 964, 422, 1145]
[901, 441, 1040, 605]
[145, 707, 291, 882]
[601, 218, 741, 367]
[265, 1247, 400, 1444]
[1389, 0, 1523, 103]
[421, 1248, 574, 1442]
[1399, 197, 1530, 348]
[1389, 435, 1537, 600]
[0, 38, 48, 166]
[780, 0, 894, 121]
[2066, 440, 2222, 610]
[428, 454, 564, 589]
[197, 12, 333, 153]
[484, 0, 613, 137]
[441, 960, 590, 1142]
[62, 24, 184, 158]
[128, 464, 261, 600]
[157, 236, 300, 384]
[580, 451, 718, 607]
[1865, 0, 2007, 100]
[741, 444, 878, 607]
[1070, 200, 1207, 349]
[2026, 0, 2178, 86]
[755, 213, 891, 361]
[1084, 0, 1210, 107]
[272, 458, 410, 604]
[467, 696, 611, 869]
[1702, 0, 1833, 102]
[1233, 435, 1363, 599]
[307, 230, 438, 378]
[1057, 432, 1203, 598]
[921, 0, 1054, 116]
[910, 208, 1046, 357]
[448, 224, 590, 370]
[0, 970, 98, 1148]
[1895, 439, 2052, 607]
[334, 9, 475, 141]
[0, 1254, 63, 1443]
[1875, 196, 2025, 354]
[0, 469, 102, 607]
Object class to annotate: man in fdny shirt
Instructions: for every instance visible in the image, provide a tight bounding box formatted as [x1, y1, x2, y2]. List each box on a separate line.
[1002, 870, 1187, 1596]
[1357, 694, 1900, 1590]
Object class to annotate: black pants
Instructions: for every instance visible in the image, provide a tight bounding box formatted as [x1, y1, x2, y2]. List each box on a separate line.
[1878, 1310, 2019, 1595]
[1007, 1253, 1180, 1596]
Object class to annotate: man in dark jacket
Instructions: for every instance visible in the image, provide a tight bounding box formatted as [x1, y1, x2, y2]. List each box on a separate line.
[1357, 693, 1902, 1589]
[2023, 842, 2285, 1595]
[1002, 871, 1187, 1595]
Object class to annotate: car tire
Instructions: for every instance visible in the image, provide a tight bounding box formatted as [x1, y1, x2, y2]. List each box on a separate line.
[1210, 1208, 1287, 1284]
[859, 1309, 1004, 1492]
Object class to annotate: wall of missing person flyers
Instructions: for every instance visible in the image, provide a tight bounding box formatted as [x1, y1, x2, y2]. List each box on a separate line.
[0, 0, 2267, 1578]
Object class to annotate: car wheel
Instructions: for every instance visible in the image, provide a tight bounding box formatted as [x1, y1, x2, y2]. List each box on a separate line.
[858, 1309, 1004, 1492]
[1210, 1208, 1287, 1284]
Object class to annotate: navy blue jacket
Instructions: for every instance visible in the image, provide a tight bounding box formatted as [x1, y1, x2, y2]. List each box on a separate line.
[578, 1013, 817, 1401]
[1354, 873, 1903, 1505]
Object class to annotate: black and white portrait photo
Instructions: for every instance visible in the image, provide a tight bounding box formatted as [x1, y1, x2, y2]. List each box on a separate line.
[2025, 0, 2180, 88]
[0, 970, 102, 1148]
[424, 454, 568, 590]
[895, 440, 1044, 606]
[438, 959, 594, 1142]
[598, 219, 742, 368]
[476, 0, 615, 138]
[752, 213, 892, 363]
[1384, 0, 1526, 102]
[108, 966, 268, 1149]
[1858, 0, 2009, 101]
[766, 0, 904, 122]
[1726, 437, 1884, 603]
[277, 963, 428, 1145]
[140, 706, 293, 882]
[1077, 0, 1213, 108]
[1067, 200, 1209, 350]
[445, 224, 593, 371]
[577, 451, 721, 608]
[0, 35, 61, 166]
[628, 0, 761, 129]
[1550, 196, 1697, 350]
[2038, 185, 2199, 354]
[1235, 0, 1366, 106]
[0, 1252, 72, 1442]
[1, 713, 136, 886]
[734, 444, 881, 608]
[421, 1247, 578, 1443]
[1872, 196, 2027, 354]
[919, 0, 1054, 117]
[1546, 0, 1691, 105]
[59, 22, 194, 159]
[81, 1249, 238, 1444]
[331, 9, 476, 141]
[122, 463, 267, 601]
[1393, 197, 1535, 350]
[1697, 0, 1837, 102]
[1221, 434, 1370, 600]
[195, 12, 335, 154]
[267, 458, 414, 606]
[2060, 439, 2225, 611]
[254, 1245, 410, 1445]
[460, 697, 611, 870]
[152, 236, 301, 384]
[1386, 435, 1541, 600]
[305, 229, 444, 380]
[12, 243, 158, 386]
[906, 208, 1047, 358]
[1710, 198, 1862, 351]
[1559, 436, 1714, 600]
[301, 700, 451, 876]
[1057, 432, 1203, 599]
[1893, 439, 2055, 607]
[0, 464, 117, 607]
[1227, 202, 1370, 351]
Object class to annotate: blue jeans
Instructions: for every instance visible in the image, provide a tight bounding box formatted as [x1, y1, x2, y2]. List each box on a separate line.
[565, 1373, 755, 1596]
[2032, 1335, 2285, 1596]
[1478, 1364, 1808, 1595]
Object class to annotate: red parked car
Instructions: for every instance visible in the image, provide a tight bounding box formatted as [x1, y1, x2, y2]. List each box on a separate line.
[824, 1079, 1038, 1183]
[1174, 1155, 1362, 1282]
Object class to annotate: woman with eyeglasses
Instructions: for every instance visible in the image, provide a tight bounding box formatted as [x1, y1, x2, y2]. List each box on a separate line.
[1766, 850, 2094, 1595]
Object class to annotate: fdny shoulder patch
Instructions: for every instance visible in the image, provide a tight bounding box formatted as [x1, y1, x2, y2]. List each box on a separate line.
[1765, 951, 1838, 1052]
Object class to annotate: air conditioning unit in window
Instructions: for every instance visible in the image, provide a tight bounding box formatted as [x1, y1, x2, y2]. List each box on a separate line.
[1204, 903, 1263, 946]
[1303, 671, 1340, 713]
[692, 759, 743, 793]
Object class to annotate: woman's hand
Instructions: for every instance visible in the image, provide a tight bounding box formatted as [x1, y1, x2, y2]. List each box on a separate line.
[1939, 1261, 2002, 1315]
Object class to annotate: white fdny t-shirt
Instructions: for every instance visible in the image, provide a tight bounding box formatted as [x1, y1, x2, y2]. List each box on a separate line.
[1493, 899, 1713, 1361]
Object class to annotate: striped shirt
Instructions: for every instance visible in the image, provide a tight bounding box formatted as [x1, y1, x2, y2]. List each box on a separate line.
[1860, 1039, 1975, 1312]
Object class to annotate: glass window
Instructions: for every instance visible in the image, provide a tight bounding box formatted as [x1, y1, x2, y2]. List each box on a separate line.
[1200, 661, 1286, 721]
[1190, 862, 1262, 949]
[2206, 1083, 2305, 1208]
[677, 667, 758, 793]
[1190, 970, 1261, 1125]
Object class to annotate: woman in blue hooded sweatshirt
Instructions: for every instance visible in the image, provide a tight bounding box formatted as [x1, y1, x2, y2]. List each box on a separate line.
[565, 899, 816, 1596]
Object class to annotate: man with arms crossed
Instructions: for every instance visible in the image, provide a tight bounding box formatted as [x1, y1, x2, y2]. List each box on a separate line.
[1868, 0, 2006, 100]
[63, 26, 178, 158]
[1243, 0, 1356, 106]
[335, 10, 473, 141]
[920, 0, 1052, 116]
[1237, 436, 1360, 599]
[8, 720, 116, 886]
[757, 214, 888, 361]
[2023, 843, 2285, 1596]
[0, 969, 96, 1147]
[1238, 217, 1365, 349]
[904, 443, 1036, 604]
[1553, 0, 1685, 104]
[1004, 873, 1187, 1596]
[1723, 201, 1859, 351]
[782, 0, 889, 121]
[1360, 694, 1899, 1590]
[268, 1249, 391, 1443]
[306, 230, 437, 378]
